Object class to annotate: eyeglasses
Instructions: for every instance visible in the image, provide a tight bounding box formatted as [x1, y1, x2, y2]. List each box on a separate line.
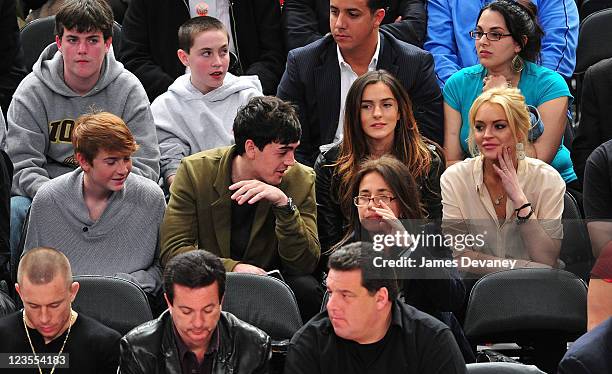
[469, 30, 512, 41]
[353, 195, 396, 207]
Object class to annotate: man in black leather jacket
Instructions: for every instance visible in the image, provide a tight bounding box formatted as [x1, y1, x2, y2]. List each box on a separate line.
[119, 250, 271, 374]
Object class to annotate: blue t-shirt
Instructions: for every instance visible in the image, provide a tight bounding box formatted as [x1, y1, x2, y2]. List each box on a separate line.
[443, 62, 576, 183]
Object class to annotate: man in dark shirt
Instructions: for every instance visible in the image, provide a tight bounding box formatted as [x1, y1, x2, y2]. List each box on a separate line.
[583, 139, 612, 258]
[160, 96, 322, 321]
[572, 57, 612, 185]
[0, 247, 120, 373]
[284, 242, 467, 374]
[119, 250, 271, 374]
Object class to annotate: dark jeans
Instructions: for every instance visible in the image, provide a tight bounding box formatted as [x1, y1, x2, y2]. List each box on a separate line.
[283, 274, 324, 323]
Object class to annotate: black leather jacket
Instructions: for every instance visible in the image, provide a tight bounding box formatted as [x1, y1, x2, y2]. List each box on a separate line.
[119, 310, 271, 374]
[313, 142, 445, 252]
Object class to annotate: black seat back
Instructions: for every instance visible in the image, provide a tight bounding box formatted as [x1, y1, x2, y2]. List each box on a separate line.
[560, 192, 593, 280]
[463, 268, 587, 372]
[222, 273, 303, 340]
[20, 15, 123, 73]
[73, 275, 152, 335]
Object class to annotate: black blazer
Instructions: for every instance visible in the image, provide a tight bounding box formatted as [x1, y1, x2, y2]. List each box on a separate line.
[572, 57, 612, 185]
[276, 30, 444, 166]
[282, 0, 427, 51]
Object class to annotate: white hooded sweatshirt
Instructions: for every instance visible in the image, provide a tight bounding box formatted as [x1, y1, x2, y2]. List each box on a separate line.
[152, 72, 262, 179]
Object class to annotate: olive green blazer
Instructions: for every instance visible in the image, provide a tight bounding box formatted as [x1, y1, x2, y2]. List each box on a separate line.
[160, 146, 320, 275]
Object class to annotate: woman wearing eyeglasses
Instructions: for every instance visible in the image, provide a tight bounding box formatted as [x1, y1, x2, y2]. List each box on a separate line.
[442, 0, 577, 188]
[333, 154, 473, 362]
[314, 70, 444, 253]
[441, 87, 565, 274]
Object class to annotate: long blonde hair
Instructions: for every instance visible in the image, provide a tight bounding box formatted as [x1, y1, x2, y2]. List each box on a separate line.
[467, 86, 530, 157]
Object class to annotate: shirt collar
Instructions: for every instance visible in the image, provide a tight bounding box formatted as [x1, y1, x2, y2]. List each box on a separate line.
[390, 299, 403, 329]
[472, 155, 527, 193]
[336, 33, 381, 71]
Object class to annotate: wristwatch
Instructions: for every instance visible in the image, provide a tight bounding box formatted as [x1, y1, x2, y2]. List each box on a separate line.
[281, 197, 296, 214]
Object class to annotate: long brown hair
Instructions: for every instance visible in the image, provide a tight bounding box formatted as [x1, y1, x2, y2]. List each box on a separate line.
[333, 70, 434, 219]
[330, 155, 424, 252]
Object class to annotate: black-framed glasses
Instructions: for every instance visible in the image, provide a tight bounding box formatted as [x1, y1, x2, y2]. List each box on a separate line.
[353, 195, 396, 207]
[469, 30, 512, 41]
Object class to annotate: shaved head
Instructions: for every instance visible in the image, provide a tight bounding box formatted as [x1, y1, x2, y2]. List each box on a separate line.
[17, 247, 73, 288]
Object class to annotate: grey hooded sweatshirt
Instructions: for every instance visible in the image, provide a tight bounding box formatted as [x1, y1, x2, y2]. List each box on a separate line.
[152, 72, 262, 179]
[7, 43, 160, 198]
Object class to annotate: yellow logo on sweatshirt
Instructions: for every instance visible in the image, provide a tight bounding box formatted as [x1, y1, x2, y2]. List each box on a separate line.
[49, 119, 75, 143]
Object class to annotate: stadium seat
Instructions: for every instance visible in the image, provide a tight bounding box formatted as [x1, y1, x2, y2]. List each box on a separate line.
[222, 273, 303, 374]
[580, 0, 612, 21]
[73, 275, 152, 335]
[463, 268, 587, 373]
[560, 191, 593, 281]
[20, 15, 123, 73]
[223, 272, 302, 339]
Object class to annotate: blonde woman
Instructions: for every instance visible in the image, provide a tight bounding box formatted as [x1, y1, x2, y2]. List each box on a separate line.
[441, 87, 565, 274]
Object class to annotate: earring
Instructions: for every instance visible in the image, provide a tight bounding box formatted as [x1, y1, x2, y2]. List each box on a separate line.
[511, 55, 524, 73]
[516, 142, 525, 160]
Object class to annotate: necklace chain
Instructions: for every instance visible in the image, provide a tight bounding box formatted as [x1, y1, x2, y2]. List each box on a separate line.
[23, 309, 75, 374]
[494, 193, 505, 205]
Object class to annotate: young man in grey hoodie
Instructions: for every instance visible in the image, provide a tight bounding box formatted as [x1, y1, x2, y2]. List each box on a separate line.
[6, 0, 160, 255]
[152, 16, 262, 188]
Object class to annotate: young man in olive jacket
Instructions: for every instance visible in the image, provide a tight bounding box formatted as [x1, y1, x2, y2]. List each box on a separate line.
[161, 96, 322, 321]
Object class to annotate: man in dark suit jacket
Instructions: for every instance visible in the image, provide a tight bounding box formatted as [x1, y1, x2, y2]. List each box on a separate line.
[282, 0, 426, 51]
[276, 0, 443, 166]
[572, 57, 612, 185]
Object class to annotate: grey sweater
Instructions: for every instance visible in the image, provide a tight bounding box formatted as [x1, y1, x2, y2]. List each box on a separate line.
[7, 43, 160, 198]
[24, 168, 166, 295]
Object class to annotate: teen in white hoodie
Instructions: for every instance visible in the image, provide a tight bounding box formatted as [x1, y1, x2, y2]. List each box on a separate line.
[151, 16, 262, 186]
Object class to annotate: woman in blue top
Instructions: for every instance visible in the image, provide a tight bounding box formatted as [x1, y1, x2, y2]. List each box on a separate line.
[443, 0, 576, 184]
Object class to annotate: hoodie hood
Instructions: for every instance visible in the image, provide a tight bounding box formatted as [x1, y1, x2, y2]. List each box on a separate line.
[167, 72, 262, 102]
[152, 71, 262, 178]
[32, 43, 124, 97]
